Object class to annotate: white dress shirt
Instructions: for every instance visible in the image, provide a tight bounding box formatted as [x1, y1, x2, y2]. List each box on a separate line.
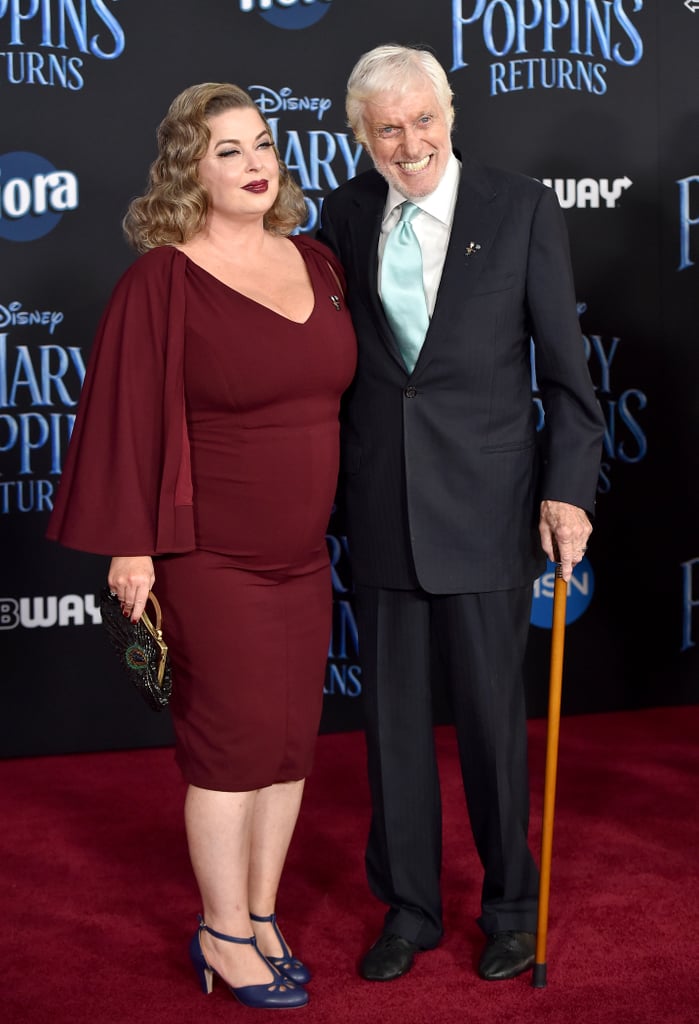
[378, 152, 461, 317]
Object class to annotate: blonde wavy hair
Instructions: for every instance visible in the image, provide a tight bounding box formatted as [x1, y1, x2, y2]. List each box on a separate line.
[123, 82, 307, 251]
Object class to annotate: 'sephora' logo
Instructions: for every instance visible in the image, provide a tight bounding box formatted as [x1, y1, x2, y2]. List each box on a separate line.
[0, 152, 79, 242]
[451, 0, 644, 96]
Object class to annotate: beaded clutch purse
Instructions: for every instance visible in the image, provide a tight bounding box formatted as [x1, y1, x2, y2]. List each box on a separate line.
[99, 589, 172, 711]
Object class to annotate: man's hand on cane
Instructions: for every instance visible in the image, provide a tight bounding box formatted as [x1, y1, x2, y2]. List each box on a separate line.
[539, 499, 592, 580]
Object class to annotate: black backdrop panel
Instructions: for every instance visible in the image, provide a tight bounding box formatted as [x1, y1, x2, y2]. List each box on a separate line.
[2, 2, 697, 757]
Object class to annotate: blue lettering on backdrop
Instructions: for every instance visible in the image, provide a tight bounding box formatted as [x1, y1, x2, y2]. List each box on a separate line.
[247, 84, 362, 231]
[451, 0, 644, 96]
[0, 310, 84, 513]
[0, 0, 126, 89]
[239, 0, 333, 30]
[325, 526, 361, 697]
[680, 558, 699, 652]
[262, 110, 362, 232]
[0, 152, 79, 242]
[530, 313, 648, 496]
[677, 175, 699, 271]
[582, 331, 648, 494]
[248, 85, 332, 121]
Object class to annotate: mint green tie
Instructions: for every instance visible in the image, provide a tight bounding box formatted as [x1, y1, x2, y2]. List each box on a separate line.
[380, 201, 429, 374]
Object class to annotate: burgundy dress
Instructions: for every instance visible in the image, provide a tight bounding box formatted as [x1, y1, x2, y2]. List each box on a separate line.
[47, 237, 356, 792]
[159, 241, 356, 790]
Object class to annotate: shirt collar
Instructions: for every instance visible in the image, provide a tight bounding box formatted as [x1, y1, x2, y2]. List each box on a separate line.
[382, 152, 461, 227]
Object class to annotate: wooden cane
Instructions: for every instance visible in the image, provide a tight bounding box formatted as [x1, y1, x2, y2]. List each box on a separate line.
[532, 565, 568, 988]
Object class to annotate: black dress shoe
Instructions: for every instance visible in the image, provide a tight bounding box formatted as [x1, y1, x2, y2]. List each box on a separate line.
[360, 933, 420, 981]
[478, 931, 536, 980]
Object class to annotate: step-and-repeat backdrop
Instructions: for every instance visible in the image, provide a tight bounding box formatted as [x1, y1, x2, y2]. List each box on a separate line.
[2, 1, 697, 757]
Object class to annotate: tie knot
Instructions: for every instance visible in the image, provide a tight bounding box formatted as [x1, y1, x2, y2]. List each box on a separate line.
[399, 201, 420, 224]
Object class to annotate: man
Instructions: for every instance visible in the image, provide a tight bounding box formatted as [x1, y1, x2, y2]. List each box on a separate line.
[318, 45, 604, 983]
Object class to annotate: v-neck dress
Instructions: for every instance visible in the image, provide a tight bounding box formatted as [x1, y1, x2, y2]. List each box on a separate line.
[153, 236, 356, 791]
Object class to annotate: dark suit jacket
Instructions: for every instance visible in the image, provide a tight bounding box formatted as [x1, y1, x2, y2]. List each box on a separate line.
[318, 157, 604, 594]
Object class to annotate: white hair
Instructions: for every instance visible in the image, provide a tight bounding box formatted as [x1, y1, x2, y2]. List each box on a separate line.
[346, 44, 455, 144]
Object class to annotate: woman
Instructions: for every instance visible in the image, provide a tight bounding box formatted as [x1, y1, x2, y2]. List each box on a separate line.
[47, 83, 356, 1009]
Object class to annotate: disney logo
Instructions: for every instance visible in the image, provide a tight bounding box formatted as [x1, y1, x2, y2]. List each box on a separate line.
[0, 302, 64, 335]
[248, 85, 332, 121]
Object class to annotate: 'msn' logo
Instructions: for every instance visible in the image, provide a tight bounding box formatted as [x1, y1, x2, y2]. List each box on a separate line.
[0, 152, 78, 241]
[530, 559, 595, 628]
[542, 176, 632, 209]
[240, 0, 332, 29]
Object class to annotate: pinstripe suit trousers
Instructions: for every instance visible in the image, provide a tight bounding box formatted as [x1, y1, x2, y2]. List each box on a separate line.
[356, 583, 539, 946]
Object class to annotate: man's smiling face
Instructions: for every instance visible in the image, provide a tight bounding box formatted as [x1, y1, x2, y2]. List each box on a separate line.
[362, 82, 453, 200]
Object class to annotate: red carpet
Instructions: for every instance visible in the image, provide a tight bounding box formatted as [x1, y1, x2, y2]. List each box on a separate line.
[4, 707, 699, 1024]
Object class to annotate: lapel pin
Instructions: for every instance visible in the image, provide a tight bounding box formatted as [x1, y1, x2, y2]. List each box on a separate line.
[330, 295, 342, 310]
[465, 242, 481, 257]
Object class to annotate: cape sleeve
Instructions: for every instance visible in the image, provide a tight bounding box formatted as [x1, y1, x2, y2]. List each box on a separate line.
[46, 246, 195, 556]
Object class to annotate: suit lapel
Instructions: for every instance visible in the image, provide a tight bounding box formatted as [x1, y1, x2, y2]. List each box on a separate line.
[413, 158, 508, 378]
[350, 160, 509, 376]
[349, 174, 412, 371]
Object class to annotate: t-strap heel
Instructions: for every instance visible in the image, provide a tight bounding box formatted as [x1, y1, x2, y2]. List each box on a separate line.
[250, 911, 312, 985]
[189, 915, 308, 1008]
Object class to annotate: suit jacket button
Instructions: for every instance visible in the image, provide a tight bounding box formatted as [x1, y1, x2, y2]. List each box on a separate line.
[404, 386, 418, 398]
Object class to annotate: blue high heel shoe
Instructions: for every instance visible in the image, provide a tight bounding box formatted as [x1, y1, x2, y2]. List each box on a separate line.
[250, 912, 312, 985]
[189, 915, 309, 1009]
